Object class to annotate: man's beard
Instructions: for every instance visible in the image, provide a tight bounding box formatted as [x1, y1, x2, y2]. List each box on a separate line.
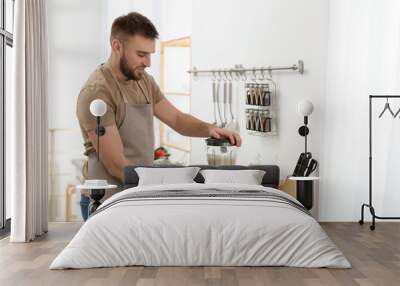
[120, 54, 144, 81]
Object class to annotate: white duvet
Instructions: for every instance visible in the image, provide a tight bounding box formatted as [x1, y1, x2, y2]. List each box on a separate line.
[50, 183, 351, 269]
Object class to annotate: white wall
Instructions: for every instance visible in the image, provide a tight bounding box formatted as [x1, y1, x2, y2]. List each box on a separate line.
[159, 0, 192, 41]
[48, 0, 104, 129]
[191, 0, 400, 221]
[191, 0, 328, 178]
[48, 0, 104, 221]
[320, 0, 400, 221]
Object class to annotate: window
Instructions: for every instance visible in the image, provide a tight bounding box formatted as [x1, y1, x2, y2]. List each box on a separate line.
[0, 0, 14, 236]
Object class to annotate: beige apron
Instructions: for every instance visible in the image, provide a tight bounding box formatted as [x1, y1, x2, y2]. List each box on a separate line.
[85, 64, 154, 199]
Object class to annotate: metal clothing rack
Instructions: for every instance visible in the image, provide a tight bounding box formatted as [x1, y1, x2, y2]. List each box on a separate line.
[187, 60, 304, 78]
[359, 95, 400, 230]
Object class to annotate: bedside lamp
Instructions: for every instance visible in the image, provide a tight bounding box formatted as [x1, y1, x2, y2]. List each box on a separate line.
[291, 99, 318, 210]
[297, 99, 314, 153]
[90, 99, 107, 161]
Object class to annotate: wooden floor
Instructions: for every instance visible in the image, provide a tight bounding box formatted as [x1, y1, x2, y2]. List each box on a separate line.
[0, 222, 399, 286]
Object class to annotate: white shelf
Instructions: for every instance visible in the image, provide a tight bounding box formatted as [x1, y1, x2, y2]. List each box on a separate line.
[76, 184, 118, 190]
[288, 176, 319, 181]
[246, 131, 278, 136]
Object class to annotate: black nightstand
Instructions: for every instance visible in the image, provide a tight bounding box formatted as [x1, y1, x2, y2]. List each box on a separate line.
[288, 176, 319, 210]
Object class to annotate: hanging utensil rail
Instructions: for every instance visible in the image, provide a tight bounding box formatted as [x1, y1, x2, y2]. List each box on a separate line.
[188, 60, 304, 78]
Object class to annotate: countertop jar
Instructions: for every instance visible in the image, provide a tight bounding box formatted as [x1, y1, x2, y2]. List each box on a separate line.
[205, 138, 237, 166]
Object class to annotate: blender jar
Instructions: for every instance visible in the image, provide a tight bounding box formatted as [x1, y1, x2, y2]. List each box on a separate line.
[205, 138, 237, 166]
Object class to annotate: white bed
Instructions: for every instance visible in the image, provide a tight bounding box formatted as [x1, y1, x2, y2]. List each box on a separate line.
[50, 183, 351, 269]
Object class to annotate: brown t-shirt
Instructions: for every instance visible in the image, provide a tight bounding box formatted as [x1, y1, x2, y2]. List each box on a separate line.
[76, 62, 165, 156]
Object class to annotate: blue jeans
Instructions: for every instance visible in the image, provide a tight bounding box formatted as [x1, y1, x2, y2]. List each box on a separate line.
[80, 194, 90, 221]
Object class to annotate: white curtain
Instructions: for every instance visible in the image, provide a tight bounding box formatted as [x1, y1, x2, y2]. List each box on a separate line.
[320, 0, 400, 221]
[10, 0, 49, 242]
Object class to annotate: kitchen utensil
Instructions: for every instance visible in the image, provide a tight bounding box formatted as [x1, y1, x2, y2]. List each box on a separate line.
[222, 81, 227, 127]
[215, 80, 223, 127]
[212, 80, 217, 125]
[226, 81, 240, 132]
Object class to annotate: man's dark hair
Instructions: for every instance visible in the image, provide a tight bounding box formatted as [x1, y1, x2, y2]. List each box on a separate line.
[110, 12, 159, 44]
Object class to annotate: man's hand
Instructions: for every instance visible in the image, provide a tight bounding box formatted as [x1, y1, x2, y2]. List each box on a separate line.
[208, 126, 242, 147]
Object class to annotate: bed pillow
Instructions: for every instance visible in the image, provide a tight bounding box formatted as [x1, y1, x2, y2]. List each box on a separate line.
[135, 167, 201, 186]
[200, 169, 266, 185]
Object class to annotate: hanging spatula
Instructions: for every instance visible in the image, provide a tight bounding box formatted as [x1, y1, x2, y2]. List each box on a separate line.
[212, 80, 218, 125]
[226, 81, 240, 132]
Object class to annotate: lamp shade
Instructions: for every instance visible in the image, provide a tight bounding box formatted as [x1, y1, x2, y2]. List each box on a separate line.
[297, 99, 314, 116]
[90, 99, 107, 117]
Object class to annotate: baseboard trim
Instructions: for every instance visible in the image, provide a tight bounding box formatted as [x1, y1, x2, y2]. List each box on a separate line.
[0, 218, 11, 239]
